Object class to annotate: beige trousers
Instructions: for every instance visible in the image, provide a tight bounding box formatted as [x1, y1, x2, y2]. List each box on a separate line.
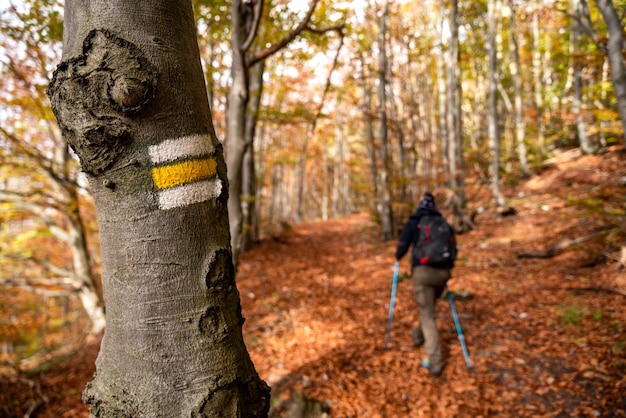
[411, 265, 451, 369]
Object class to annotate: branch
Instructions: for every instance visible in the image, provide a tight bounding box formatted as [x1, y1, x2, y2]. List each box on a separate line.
[516, 234, 597, 258]
[241, 0, 264, 53]
[310, 32, 345, 134]
[0, 190, 65, 218]
[304, 22, 346, 36]
[249, 0, 321, 66]
[552, 2, 607, 53]
[2, 281, 73, 297]
[541, 285, 626, 297]
[0, 125, 79, 192]
[0, 191, 77, 244]
[2, 254, 74, 278]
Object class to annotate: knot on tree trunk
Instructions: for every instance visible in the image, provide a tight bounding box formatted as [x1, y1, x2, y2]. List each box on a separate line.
[47, 29, 157, 175]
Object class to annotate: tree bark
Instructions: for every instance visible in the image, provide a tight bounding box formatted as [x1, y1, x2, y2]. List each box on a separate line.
[509, 2, 530, 176]
[48, 1, 269, 416]
[359, 52, 380, 219]
[572, 0, 594, 154]
[241, 60, 265, 252]
[376, 1, 394, 241]
[487, 0, 506, 206]
[532, 1, 547, 159]
[593, 0, 626, 145]
[227, 0, 339, 264]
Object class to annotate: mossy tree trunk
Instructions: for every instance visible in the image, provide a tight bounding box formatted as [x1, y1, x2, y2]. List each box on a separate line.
[47, 1, 269, 416]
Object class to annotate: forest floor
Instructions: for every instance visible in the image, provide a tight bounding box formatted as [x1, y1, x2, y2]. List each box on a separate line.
[2, 145, 626, 418]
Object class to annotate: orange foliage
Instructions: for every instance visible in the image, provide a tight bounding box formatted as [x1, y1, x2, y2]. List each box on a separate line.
[3, 146, 625, 417]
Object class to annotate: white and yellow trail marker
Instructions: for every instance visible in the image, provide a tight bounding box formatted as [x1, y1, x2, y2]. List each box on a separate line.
[149, 134, 221, 210]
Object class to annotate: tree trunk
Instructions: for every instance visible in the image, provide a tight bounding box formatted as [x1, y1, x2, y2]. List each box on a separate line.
[446, 0, 471, 231]
[446, 1, 458, 193]
[226, 0, 251, 268]
[488, 0, 506, 206]
[437, 18, 448, 181]
[359, 53, 380, 219]
[532, 1, 547, 159]
[594, 0, 626, 145]
[509, 2, 530, 176]
[376, 1, 394, 241]
[48, 1, 269, 416]
[241, 60, 265, 251]
[572, 0, 594, 154]
[67, 202, 106, 335]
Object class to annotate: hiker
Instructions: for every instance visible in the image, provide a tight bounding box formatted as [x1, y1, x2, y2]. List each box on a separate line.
[395, 192, 452, 376]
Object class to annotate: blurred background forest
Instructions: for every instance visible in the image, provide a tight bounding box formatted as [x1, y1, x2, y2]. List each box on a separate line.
[1, 0, 625, 407]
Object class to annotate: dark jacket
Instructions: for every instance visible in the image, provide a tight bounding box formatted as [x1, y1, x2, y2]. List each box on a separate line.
[395, 207, 443, 266]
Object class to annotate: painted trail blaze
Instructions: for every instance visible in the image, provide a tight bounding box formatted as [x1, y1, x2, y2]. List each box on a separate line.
[149, 134, 221, 210]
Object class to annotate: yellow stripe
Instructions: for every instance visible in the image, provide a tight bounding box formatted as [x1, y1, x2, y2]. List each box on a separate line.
[152, 158, 217, 190]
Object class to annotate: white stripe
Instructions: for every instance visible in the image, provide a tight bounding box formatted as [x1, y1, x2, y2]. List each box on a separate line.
[157, 178, 222, 210]
[149, 134, 213, 165]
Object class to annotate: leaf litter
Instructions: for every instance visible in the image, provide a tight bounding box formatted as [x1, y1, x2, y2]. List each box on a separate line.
[3, 146, 626, 417]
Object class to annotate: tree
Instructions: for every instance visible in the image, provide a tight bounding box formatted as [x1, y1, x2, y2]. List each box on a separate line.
[444, 0, 473, 231]
[593, 0, 626, 145]
[227, 0, 344, 266]
[0, 0, 106, 335]
[508, 1, 530, 176]
[571, 0, 594, 154]
[375, 0, 394, 241]
[487, 0, 506, 207]
[47, 0, 269, 415]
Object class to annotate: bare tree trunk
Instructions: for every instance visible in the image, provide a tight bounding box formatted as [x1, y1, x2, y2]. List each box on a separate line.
[594, 0, 626, 145]
[376, 1, 394, 241]
[359, 52, 380, 218]
[228, 0, 339, 263]
[509, 2, 530, 176]
[48, 1, 269, 415]
[488, 0, 506, 206]
[332, 107, 348, 217]
[532, 1, 547, 159]
[446, 0, 471, 231]
[446, 5, 458, 194]
[67, 196, 107, 335]
[241, 60, 265, 251]
[437, 17, 449, 182]
[572, 0, 594, 154]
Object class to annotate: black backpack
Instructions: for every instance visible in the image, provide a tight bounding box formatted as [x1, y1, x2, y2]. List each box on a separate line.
[412, 215, 457, 268]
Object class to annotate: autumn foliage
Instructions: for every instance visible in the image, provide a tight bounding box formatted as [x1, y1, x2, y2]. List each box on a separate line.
[2, 145, 625, 417]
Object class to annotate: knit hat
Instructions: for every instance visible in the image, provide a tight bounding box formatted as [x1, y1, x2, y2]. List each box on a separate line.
[419, 192, 435, 210]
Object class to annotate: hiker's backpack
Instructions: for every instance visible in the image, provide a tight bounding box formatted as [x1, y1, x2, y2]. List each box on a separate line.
[412, 215, 457, 268]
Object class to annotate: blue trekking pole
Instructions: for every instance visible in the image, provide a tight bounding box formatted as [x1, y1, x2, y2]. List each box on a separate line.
[384, 261, 400, 350]
[447, 289, 472, 370]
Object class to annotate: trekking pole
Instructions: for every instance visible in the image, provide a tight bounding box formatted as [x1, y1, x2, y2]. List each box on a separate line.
[384, 261, 400, 351]
[447, 288, 472, 370]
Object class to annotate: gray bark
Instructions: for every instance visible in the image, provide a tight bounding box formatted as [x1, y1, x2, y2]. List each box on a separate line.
[594, 0, 626, 144]
[509, 3, 530, 176]
[445, 0, 472, 231]
[227, 0, 325, 265]
[488, 0, 506, 206]
[437, 18, 448, 179]
[376, 1, 394, 241]
[241, 60, 265, 251]
[48, 1, 269, 416]
[360, 54, 380, 209]
[532, 2, 547, 158]
[572, 0, 594, 154]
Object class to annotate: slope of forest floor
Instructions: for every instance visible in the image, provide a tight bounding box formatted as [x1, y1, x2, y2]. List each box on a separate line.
[2, 145, 626, 417]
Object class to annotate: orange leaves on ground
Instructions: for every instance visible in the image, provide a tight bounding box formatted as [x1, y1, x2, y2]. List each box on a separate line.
[4, 146, 626, 417]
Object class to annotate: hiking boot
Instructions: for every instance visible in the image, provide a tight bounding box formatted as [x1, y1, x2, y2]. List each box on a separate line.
[412, 328, 424, 347]
[420, 358, 443, 377]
